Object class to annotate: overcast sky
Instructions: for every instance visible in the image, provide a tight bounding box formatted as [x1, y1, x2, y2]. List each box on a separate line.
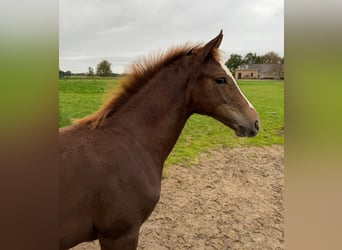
[59, 0, 283, 73]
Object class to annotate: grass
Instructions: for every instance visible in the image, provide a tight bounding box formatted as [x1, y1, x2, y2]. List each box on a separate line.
[59, 78, 117, 127]
[59, 78, 283, 166]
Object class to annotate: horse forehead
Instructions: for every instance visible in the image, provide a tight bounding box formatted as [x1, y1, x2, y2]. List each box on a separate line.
[204, 59, 234, 78]
[201, 58, 225, 73]
[218, 61, 255, 109]
[218, 61, 234, 79]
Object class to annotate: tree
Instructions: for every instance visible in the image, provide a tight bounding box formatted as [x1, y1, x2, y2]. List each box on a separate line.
[87, 67, 95, 77]
[243, 52, 258, 64]
[59, 69, 65, 79]
[225, 54, 243, 74]
[262, 51, 281, 64]
[96, 60, 112, 77]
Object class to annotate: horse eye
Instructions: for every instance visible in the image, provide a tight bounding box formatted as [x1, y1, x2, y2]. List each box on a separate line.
[186, 49, 193, 56]
[215, 77, 227, 84]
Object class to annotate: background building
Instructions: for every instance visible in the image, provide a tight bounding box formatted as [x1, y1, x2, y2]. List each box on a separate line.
[235, 64, 284, 80]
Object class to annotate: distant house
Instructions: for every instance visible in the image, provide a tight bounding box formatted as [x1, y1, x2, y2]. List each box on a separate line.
[235, 64, 284, 80]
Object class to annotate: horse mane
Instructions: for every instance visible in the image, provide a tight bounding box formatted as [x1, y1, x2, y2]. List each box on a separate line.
[73, 43, 221, 129]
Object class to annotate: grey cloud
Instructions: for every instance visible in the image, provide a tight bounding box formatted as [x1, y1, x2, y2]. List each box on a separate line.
[60, 0, 283, 73]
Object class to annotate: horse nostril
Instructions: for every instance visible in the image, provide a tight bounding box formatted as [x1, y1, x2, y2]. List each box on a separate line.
[254, 120, 259, 132]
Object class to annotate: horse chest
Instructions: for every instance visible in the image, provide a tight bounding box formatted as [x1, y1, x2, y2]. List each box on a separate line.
[95, 161, 161, 220]
[127, 166, 161, 220]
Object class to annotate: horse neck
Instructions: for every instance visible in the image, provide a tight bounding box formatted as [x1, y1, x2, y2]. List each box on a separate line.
[105, 63, 192, 165]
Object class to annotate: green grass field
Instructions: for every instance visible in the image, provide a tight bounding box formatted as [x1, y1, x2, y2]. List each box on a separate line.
[59, 78, 283, 166]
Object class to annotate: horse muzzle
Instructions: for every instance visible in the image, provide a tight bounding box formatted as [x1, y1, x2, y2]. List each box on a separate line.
[235, 120, 259, 137]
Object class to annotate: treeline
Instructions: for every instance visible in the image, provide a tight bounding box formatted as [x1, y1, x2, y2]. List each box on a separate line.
[60, 60, 121, 78]
[225, 51, 284, 74]
[60, 53, 284, 78]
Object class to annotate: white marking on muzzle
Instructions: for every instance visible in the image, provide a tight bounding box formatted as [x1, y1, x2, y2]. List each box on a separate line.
[219, 62, 255, 110]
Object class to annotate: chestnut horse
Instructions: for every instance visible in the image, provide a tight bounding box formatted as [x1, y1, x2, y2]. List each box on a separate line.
[59, 31, 259, 250]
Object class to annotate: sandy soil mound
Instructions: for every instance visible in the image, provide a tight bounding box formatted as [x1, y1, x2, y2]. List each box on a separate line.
[72, 145, 284, 250]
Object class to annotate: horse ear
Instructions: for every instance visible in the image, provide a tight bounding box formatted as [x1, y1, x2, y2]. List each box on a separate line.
[201, 30, 223, 59]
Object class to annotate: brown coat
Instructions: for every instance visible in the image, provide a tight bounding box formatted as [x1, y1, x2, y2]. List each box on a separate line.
[59, 31, 259, 250]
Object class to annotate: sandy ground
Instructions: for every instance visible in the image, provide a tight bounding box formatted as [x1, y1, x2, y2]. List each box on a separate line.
[72, 145, 284, 250]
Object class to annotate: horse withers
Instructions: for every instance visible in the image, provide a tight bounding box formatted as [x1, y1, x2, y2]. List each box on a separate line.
[59, 30, 259, 250]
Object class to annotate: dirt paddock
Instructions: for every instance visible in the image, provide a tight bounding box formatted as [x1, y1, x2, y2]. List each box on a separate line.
[72, 145, 284, 250]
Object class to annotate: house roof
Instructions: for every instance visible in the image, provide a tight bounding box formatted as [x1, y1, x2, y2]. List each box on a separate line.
[237, 64, 284, 73]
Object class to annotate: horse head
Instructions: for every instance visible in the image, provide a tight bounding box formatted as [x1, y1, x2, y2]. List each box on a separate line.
[190, 30, 259, 137]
